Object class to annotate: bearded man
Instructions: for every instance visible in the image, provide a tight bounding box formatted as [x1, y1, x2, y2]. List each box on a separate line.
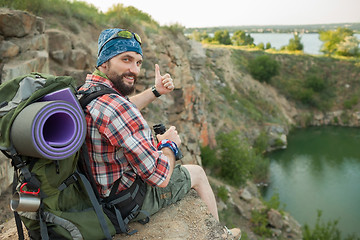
[79, 28, 240, 238]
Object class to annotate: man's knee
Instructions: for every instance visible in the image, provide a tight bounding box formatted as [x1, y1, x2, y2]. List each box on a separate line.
[183, 164, 208, 188]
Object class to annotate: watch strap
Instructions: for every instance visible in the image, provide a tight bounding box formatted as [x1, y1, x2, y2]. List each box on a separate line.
[151, 85, 161, 97]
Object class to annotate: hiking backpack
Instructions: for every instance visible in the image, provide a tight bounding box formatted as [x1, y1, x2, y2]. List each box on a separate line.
[0, 72, 148, 240]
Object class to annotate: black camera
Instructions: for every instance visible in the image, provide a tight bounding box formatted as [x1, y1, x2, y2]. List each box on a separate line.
[153, 123, 183, 160]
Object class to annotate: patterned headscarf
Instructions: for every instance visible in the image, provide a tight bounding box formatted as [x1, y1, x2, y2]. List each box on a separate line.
[96, 28, 143, 67]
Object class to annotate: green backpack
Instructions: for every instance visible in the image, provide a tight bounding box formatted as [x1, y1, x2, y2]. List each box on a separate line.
[0, 73, 148, 240]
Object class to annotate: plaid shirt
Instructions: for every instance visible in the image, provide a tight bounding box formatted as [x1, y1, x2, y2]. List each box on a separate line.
[79, 74, 170, 197]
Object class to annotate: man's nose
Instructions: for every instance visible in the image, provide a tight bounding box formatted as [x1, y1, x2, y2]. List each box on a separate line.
[129, 62, 140, 75]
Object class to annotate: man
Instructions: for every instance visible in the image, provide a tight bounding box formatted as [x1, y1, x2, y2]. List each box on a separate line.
[79, 28, 240, 238]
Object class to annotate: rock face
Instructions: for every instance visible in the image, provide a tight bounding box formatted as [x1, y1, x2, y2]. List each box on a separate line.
[0, 8, 48, 82]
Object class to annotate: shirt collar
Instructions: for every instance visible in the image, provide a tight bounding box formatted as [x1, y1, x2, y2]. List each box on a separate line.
[93, 69, 109, 79]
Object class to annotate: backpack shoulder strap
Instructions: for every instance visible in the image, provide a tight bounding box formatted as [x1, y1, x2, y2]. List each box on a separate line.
[78, 85, 119, 109]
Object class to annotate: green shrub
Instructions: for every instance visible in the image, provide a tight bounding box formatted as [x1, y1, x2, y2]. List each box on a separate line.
[343, 95, 359, 109]
[251, 155, 270, 183]
[296, 88, 315, 105]
[216, 131, 255, 186]
[248, 55, 279, 83]
[251, 208, 273, 237]
[250, 193, 284, 237]
[200, 145, 218, 168]
[305, 75, 326, 92]
[302, 210, 360, 240]
[253, 131, 269, 154]
[264, 192, 283, 210]
[162, 23, 185, 36]
[217, 186, 229, 203]
[1, 0, 103, 24]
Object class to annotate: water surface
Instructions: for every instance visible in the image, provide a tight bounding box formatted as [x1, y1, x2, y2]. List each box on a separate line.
[262, 126, 360, 237]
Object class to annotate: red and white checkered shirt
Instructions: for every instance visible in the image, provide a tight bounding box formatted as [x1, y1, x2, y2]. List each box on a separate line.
[79, 73, 170, 197]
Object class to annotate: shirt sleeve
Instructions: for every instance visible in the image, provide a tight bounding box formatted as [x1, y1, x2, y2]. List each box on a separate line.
[92, 94, 170, 186]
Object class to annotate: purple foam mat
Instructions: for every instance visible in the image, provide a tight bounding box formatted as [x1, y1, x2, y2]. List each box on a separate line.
[10, 88, 86, 160]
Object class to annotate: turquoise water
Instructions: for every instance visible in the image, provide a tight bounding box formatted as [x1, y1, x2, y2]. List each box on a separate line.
[251, 33, 360, 55]
[262, 126, 360, 237]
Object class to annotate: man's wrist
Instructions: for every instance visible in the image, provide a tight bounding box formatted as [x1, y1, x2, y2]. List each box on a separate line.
[157, 139, 179, 158]
[151, 85, 161, 97]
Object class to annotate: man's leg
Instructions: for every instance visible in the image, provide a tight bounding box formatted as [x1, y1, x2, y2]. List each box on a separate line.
[183, 164, 219, 221]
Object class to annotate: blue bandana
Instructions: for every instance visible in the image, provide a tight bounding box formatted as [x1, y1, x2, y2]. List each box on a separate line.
[96, 28, 143, 67]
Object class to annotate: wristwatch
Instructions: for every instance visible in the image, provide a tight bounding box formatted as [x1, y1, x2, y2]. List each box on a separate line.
[151, 85, 161, 97]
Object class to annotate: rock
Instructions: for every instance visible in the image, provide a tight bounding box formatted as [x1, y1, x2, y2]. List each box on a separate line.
[35, 16, 45, 34]
[245, 180, 261, 198]
[11, 34, 48, 53]
[267, 124, 288, 150]
[46, 29, 72, 64]
[0, 154, 12, 195]
[2, 50, 49, 82]
[0, 9, 37, 37]
[271, 228, 282, 237]
[69, 49, 88, 69]
[240, 188, 252, 202]
[117, 190, 226, 240]
[267, 208, 284, 229]
[0, 40, 20, 58]
[188, 39, 206, 71]
[234, 204, 251, 220]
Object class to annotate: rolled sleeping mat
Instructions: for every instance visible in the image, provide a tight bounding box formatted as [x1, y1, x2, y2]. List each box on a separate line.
[10, 88, 86, 160]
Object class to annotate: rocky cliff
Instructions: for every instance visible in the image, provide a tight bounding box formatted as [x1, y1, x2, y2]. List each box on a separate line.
[2, 7, 359, 239]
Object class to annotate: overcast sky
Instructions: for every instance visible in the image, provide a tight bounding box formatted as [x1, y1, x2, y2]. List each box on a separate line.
[83, 0, 360, 28]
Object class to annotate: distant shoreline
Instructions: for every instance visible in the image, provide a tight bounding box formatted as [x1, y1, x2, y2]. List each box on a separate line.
[185, 22, 360, 34]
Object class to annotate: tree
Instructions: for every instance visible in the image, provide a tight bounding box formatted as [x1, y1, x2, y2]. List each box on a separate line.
[213, 30, 232, 45]
[336, 36, 359, 57]
[190, 30, 210, 42]
[286, 33, 303, 51]
[266, 42, 272, 50]
[256, 42, 265, 50]
[319, 27, 354, 56]
[231, 30, 254, 46]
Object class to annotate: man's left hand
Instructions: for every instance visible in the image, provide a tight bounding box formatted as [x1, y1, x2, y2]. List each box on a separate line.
[154, 64, 174, 95]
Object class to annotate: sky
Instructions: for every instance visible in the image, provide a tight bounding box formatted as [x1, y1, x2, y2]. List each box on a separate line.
[83, 0, 360, 28]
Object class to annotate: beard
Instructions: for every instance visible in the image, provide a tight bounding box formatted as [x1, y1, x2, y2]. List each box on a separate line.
[107, 71, 137, 96]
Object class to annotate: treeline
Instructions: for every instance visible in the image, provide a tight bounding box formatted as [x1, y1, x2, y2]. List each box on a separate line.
[185, 22, 360, 34]
[189, 27, 360, 57]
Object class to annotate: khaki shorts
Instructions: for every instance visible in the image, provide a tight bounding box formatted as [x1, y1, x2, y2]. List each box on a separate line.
[133, 165, 191, 221]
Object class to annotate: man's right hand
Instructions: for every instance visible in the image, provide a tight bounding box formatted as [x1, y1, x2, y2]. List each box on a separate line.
[156, 126, 181, 147]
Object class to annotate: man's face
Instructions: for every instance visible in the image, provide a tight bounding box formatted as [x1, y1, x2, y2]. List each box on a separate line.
[103, 51, 143, 96]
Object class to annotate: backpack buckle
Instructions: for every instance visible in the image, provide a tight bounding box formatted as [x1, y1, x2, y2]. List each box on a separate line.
[20, 182, 40, 195]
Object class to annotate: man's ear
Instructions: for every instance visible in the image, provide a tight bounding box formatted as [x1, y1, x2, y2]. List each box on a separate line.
[98, 61, 109, 72]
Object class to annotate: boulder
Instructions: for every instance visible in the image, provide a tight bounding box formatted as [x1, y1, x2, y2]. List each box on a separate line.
[46, 29, 71, 64]
[2, 50, 49, 82]
[268, 208, 284, 229]
[0, 40, 20, 58]
[0, 9, 37, 37]
[69, 49, 88, 70]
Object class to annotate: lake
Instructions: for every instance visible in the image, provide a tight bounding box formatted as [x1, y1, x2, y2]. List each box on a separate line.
[251, 33, 360, 55]
[262, 126, 360, 237]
